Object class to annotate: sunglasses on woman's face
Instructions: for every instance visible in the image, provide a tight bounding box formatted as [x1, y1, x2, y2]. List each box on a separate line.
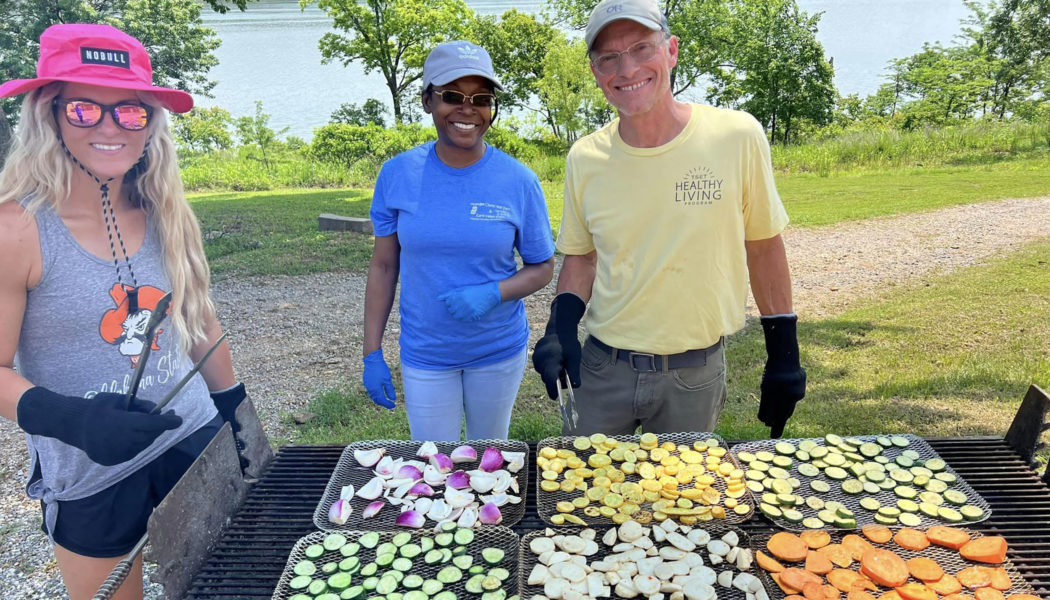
[432, 89, 497, 108]
[55, 98, 153, 131]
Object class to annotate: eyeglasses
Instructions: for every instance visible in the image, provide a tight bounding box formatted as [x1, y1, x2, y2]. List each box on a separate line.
[54, 98, 153, 131]
[432, 89, 497, 109]
[590, 37, 665, 75]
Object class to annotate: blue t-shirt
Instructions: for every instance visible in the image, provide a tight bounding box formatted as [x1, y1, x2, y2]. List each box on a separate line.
[371, 142, 555, 370]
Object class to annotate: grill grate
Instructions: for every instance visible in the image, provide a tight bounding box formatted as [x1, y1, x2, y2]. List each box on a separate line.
[750, 528, 1035, 599]
[312, 440, 529, 531]
[185, 438, 1050, 600]
[732, 434, 991, 531]
[535, 432, 754, 527]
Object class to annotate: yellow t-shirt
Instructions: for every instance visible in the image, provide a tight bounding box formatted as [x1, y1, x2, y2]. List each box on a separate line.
[557, 103, 789, 354]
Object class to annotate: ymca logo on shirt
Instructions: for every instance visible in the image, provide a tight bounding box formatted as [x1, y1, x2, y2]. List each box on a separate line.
[469, 202, 511, 221]
[674, 166, 723, 206]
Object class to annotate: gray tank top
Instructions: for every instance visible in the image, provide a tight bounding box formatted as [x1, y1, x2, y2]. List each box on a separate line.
[15, 201, 218, 538]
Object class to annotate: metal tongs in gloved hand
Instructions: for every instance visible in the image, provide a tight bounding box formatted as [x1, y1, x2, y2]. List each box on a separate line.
[124, 292, 173, 407]
[557, 371, 578, 431]
[91, 332, 230, 600]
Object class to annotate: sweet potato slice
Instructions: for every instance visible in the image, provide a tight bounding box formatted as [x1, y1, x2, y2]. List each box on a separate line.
[757, 550, 787, 573]
[785, 596, 806, 600]
[782, 567, 825, 592]
[828, 569, 871, 593]
[861, 524, 893, 545]
[927, 526, 971, 550]
[974, 588, 1007, 600]
[770, 532, 811, 562]
[929, 574, 964, 596]
[819, 544, 854, 568]
[843, 535, 875, 562]
[1006, 595, 1042, 600]
[958, 566, 993, 590]
[906, 557, 945, 582]
[824, 585, 844, 600]
[878, 592, 902, 600]
[849, 591, 878, 600]
[804, 582, 827, 600]
[807, 550, 835, 575]
[893, 528, 930, 551]
[960, 537, 1008, 565]
[942, 595, 975, 600]
[860, 548, 909, 588]
[773, 572, 801, 594]
[802, 530, 833, 549]
[986, 567, 1012, 591]
[897, 583, 938, 600]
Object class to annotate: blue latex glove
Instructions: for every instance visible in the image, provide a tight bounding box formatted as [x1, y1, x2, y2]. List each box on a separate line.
[437, 282, 502, 322]
[362, 349, 396, 409]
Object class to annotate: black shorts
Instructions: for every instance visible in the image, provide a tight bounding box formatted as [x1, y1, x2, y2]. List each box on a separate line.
[39, 415, 222, 558]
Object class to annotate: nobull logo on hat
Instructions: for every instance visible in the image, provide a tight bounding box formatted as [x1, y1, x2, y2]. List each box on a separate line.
[81, 47, 131, 69]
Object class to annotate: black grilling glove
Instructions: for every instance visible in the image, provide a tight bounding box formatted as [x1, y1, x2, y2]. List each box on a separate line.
[17, 387, 182, 467]
[758, 314, 807, 438]
[211, 382, 250, 471]
[532, 293, 586, 399]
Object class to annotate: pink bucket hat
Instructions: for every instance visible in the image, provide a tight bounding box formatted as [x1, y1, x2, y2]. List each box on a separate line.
[0, 23, 193, 113]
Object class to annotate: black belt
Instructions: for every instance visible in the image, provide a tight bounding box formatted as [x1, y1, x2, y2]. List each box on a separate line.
[588, 336, 722, 372]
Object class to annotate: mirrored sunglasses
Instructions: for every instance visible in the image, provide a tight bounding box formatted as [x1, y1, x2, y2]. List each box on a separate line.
[55, 98, 153, 131]
[433, 89, 496, 108]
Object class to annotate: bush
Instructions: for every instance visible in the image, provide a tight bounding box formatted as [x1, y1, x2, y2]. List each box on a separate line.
[309, 123, 437, 167]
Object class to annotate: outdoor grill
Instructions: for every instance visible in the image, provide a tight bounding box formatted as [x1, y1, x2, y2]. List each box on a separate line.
[184, 436, 1050, 600]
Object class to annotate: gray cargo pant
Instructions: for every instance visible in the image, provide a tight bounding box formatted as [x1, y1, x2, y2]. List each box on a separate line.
[563, 336, 727, 435]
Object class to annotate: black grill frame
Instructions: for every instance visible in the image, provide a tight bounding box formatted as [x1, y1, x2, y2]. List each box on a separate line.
[186, 438, 1050, 599]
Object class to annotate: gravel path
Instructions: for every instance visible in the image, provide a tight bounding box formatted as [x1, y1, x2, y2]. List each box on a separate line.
[1, 195, 1048, 598]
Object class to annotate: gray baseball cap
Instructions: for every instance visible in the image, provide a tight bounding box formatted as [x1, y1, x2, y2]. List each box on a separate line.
[585, 0, 670, 50]
[423, 41, 503, 91]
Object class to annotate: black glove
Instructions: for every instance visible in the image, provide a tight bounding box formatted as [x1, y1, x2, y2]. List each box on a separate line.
[532, 293, 586, 399]
[16, 387, 182, 467]
[211, 382, 250, 471]
[758, 315, 807, 438]
[211, 382, 246, 432]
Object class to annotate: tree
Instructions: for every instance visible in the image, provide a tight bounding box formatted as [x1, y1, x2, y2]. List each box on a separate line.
[535, 37, 611, 143]
[305, 0, 473, 124]
[0, 0, 224, 131]
[710, 0, 836, 144]
[330, 98, 388, 126]
[172, 106, 234, 153]
[235, 101, 289, 170]
[468, 9, 558, 113]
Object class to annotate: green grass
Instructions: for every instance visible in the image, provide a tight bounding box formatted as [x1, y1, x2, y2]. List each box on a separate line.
[778, 157, 1050, 227]
[772, 119, 1050, 175]
[291, 240, 1050, 444]
[190, 188, 375, 278]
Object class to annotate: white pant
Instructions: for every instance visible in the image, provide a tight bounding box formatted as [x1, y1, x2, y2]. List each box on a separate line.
[400, 349, 527, 441]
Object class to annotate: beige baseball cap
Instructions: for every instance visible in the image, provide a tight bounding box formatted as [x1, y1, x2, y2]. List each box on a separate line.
[585, 0, 670, 50]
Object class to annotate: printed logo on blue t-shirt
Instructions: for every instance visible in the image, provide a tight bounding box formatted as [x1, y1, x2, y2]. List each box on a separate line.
[469, 202, 512, 221]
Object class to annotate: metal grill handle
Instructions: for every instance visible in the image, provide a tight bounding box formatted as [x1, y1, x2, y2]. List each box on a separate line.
[1003, 384, 1050, 478]
[92, 533, 148, 600]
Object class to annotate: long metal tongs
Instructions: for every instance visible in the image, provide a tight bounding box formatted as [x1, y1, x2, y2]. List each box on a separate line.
[557, 371, 579, 431]
[92, 333, 230, 600]
[124, 291, 173, 407]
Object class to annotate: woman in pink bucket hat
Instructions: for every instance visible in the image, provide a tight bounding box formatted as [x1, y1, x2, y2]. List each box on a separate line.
[0, 24, 248, 599]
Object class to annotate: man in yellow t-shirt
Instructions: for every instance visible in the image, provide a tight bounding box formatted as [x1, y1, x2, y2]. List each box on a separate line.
[531, 0, 806, 437]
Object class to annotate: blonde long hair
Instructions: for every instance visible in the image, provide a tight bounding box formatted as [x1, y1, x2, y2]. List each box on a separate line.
[0, 84, 214, 356]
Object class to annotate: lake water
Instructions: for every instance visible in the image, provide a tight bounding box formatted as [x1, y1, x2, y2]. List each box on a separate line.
[200, 0, 971, 139]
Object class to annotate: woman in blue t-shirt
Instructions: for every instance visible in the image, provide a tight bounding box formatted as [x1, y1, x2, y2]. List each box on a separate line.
[362, 41, 556, 441]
